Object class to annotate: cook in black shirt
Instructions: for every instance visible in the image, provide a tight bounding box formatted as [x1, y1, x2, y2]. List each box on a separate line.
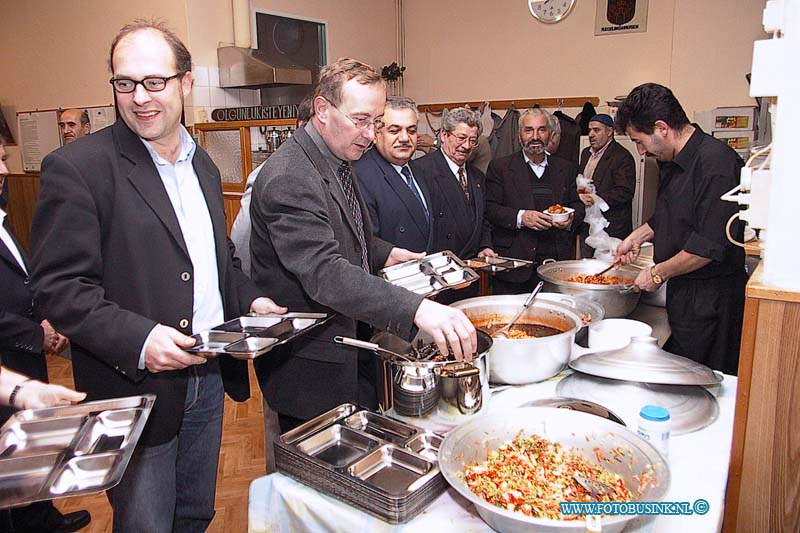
[613, 83, 747, 375]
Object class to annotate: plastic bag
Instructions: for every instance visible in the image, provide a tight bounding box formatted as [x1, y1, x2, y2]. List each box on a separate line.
[576, 174, 620, 259]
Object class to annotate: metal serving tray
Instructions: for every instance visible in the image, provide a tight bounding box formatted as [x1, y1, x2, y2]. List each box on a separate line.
[186, 312, 330, 360]
[464, 255, 534, 273]
[275, 404, 446, 524]
[296, 425, 381, 469]
[348, 445, 438, 496]
[379, 251, 479, 298]
[343, 411, 419, 445]
[0, 395, 154, 509]
[404, 432, 442, 462]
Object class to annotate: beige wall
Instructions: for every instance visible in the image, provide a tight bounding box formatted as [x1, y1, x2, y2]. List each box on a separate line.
[0, 0, 767, 172]
[670, 0, 766, 119]
[0, 0, 189, 172]
[402, 0, 765, 118]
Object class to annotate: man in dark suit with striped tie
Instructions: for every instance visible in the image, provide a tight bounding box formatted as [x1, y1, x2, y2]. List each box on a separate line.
[354, 96, 432, 253]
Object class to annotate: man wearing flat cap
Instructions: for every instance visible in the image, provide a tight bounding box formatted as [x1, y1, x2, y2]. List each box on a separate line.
[577, 113, 636, 257]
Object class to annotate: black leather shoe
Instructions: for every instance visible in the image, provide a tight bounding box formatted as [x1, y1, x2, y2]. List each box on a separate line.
[51, 510, 91, 532]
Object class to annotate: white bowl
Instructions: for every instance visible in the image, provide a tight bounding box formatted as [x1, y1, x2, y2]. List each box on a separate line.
[545, 206, 574, 223]
[588, 318, 652, 351]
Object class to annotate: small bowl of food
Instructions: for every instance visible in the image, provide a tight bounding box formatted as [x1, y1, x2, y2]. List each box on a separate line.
[545, 204, 575, 223]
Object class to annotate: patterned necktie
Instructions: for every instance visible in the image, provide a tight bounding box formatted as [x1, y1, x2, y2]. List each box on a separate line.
[457, 166, 470, 200]
[400, 166, 429, 222]
[336, 162, 369, 272]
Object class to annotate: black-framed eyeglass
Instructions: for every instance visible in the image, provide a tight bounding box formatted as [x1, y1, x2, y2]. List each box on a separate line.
[109, 73, 185, 94]
[325, 98, 384, 132]
[446, 131, 479, 147]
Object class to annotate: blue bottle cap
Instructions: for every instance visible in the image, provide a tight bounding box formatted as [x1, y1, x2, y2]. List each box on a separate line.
[640, 405, 670, 421]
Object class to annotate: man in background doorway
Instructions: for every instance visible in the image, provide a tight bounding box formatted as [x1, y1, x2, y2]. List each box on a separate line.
[577, 113, 636, 258]
[58, 108, 91, 144]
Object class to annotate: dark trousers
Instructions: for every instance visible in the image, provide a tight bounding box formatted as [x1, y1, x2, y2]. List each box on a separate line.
[663, 271, 747, 376]
[491, 273, 544, 296]
[273, 322, 378, 434]
[435, 281, 480, 305]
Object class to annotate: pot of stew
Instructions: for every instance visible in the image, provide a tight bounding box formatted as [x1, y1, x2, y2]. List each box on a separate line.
[451, 296, 582, 385]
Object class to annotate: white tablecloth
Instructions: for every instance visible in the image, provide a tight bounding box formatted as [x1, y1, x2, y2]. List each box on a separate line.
[248, 374, 737, 533]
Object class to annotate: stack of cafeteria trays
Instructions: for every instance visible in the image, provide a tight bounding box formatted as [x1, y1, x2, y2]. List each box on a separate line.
[274, 403, 447, 524]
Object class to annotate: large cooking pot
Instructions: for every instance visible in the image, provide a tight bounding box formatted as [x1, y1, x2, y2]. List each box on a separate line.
[533, 292, 605, 345]
[369, 330, 492, 420]
[537, 259, 641, 318]
[451, 296, 582, 385]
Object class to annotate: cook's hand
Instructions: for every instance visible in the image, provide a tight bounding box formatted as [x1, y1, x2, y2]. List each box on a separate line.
[477, 248, 498, 258]
[385, 247, 425, 267]
[552, 212, 574, 230]
[145, 324, 206, 373]
[521, 210, 553, 231]
[579, 193, 594, 206]
[414, 299, 477, 362]
[615, 237, 640, 265]
[634, 268, 659, 293]
[15, 381, 86, 409]
[250, 297, 288, 315]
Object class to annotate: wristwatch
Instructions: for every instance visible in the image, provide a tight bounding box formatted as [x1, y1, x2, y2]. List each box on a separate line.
[649, 266, 663, 285]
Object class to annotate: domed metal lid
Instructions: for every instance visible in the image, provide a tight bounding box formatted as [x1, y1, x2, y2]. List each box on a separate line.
[569, 336, 722, 386]
[557, 372, 719, 435]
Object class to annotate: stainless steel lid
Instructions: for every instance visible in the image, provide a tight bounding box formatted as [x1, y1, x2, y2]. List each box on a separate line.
[521, 397, 626, 426]
[570, 336, 722, 386]
[556, 372, 719, 435]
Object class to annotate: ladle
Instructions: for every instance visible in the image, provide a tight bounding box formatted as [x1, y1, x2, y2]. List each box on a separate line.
[492, 281, 543, 339]
[333, 336, 415, 362]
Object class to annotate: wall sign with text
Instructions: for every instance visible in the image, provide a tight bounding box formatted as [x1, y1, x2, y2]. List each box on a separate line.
[595, 0, 648, 36]
[211, 105, 299, 122]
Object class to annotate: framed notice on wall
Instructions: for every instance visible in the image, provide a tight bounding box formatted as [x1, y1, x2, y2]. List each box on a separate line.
[595, 0, 648, 36]
[17, 111, 61, 172]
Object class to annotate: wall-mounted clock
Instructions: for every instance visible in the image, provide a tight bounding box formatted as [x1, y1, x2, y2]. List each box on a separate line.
[528, 0, 577, 24]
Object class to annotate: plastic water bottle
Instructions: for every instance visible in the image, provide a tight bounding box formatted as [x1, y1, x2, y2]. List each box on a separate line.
[637, 405, 670, 459]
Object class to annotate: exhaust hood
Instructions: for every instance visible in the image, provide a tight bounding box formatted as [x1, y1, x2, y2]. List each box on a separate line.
[217, 46, 312, 89]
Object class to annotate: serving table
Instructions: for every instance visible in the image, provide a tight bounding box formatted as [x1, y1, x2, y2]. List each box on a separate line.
[249, 369, 736, 533]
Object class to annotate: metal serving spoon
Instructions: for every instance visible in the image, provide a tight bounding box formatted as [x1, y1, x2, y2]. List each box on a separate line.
[493, 281, 544, 339]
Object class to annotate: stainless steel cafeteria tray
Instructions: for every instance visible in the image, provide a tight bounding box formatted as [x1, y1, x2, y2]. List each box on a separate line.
[0, 394, 155, 509]
[378, 251, 479, 297]
[186, 312, 331, 360]
[463, 255, 534, 273]
[275, 403, 446, 524]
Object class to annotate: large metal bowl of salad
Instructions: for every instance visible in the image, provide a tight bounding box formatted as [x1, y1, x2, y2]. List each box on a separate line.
[438, 407, 670, 533]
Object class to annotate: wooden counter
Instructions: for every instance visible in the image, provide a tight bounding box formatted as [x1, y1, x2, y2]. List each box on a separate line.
[724, 262, 800, 532]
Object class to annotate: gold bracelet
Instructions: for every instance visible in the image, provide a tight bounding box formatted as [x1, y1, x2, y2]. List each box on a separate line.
[9, 378, 33, 409]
